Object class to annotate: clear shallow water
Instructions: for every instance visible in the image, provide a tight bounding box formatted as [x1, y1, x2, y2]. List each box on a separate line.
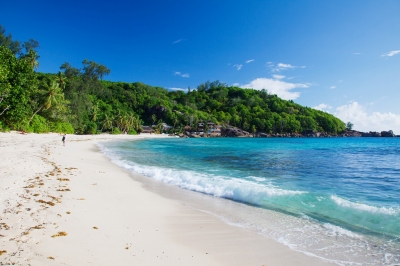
[99, 137, 400, 265]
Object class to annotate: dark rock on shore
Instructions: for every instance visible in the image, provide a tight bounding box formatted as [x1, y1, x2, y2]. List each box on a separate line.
[178, 124, 397, 138]
[381, 130, 396, 137]
[220, 127, 250, 137]
[361, 131, 381, 137]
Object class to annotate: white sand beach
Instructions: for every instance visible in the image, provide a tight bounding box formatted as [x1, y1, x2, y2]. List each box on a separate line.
[0, 132, 333, 265]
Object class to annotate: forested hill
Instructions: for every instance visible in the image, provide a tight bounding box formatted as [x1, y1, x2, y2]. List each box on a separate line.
[0, 26, 345, 134]
[96, 80, 345, 135]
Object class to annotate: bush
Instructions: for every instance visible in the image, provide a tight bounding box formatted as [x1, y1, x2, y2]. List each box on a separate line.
[84, 121, 98, 134]
[128, 129, 137, 135]
[28, 115, 50, 133]
[49, 122, 75, 134]
[112, 127, 121, 134]
[0, 121, 10, 132]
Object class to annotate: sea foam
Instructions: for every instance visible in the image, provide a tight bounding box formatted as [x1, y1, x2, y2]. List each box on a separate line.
[98, 142, 305, 207]
[331, 195, 399, 216]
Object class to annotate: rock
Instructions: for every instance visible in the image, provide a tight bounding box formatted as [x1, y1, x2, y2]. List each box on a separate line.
[220, 127, 250, 137]
[361, 131, 381, 137]
[381, 130, 395, 137]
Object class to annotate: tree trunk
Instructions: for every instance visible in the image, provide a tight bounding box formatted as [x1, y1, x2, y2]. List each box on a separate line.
[28, 105, 43, 124]
[0, 105, 10, 116]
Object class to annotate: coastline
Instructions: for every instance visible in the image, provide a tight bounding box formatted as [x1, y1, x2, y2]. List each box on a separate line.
[0, 132, 332, 265]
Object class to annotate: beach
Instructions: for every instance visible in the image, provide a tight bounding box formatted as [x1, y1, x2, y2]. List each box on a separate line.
[0, 132, 333, 265]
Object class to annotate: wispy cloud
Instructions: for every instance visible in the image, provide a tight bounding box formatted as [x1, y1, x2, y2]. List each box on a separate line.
[246, 59, 254, 63]
[353, 52, 361, 55]
[272, 74, 285, 80]
[241, 77, 309, 100]
[268, 62, 306, 72]
[174, 71, 189, 78]
[382, 50, 400, 57]
[330, 86, 336, 89]
[313, 103, 332, 111]
[233, 64, 243, 70]
[335, 101, 400, 133]
[172, 39, 183, 44]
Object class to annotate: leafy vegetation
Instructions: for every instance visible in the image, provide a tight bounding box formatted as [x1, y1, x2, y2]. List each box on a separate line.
[0, 25, 346, 134]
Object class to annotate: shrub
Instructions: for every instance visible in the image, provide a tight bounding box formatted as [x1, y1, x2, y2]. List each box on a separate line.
[112, 127, 121, 134]
[0, 121, 10, 132]
[49, 122, 75, 134]
[28, 115, 50, 133]
[128, 129, 137, 135]
[84, 121, 98, 134]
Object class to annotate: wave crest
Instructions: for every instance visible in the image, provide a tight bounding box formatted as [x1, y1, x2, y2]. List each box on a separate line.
[331, 195, 399, 216]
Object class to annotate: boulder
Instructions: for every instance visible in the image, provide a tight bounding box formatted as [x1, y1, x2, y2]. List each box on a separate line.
[381, 130, 395, 137]
[361, 131, 381, 137]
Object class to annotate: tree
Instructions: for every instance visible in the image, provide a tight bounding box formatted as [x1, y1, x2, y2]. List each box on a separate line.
[55, 71, 67, 90]
[346, 122, 354, 130]
[82, 59, 110, 81]
[155, 120, 164, 134]
[22, 49, 39, 70]
[102, 114, 114, 131]
[251, 125, 257, 135]
[29, 80, 64, 124]
[0, 25, 22, 55]
[151, 114, 157, 125]
[0, 46, 38, 128]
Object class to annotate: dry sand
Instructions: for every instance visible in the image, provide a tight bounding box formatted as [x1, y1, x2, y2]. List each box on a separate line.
[0, 132, 333, 265]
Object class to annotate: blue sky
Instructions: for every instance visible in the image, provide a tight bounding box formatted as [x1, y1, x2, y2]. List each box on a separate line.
[2, 0, 400, 132]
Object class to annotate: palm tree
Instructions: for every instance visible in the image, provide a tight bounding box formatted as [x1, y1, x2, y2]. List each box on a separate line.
[92, 102, 99, 122]
[55, 71, 67, 90]
[151, 114, 157, 125]
[101, 114, 113, 131]
[29, 80, 64, 124]
[24, 50, 39, 70]
[155, 120, 164, 134]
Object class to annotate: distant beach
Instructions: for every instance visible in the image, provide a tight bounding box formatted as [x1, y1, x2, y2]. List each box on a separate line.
[0, 132, 331, 265]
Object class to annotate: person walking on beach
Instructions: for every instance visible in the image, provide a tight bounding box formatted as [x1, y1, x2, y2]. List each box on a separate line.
[62, 134, 66, 146]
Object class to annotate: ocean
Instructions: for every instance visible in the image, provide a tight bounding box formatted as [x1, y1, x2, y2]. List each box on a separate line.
[98, 137, 400, 265]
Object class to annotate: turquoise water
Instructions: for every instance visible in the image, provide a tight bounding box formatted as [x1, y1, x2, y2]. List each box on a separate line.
[99, 138, 400, 265]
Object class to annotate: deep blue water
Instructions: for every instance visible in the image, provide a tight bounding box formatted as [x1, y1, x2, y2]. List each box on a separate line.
[99, 137, 400, 264]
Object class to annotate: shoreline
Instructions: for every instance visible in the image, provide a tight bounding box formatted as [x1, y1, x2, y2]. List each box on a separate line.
[0, 132, 332, 265]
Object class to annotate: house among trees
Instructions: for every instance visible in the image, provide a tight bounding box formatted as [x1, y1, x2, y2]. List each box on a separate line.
[161, 123, 173, 132]
[141, 126, 155, 134]
[197, 122, 222, 136]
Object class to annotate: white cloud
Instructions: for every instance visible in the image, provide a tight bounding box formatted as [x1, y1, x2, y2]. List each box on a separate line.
[334, 101, 400, 133]
[353, 52, 361, 55]
[276, 63, 295, 70]
[382, 50, 400, 57]
[330, 86, 336, 89]
[268, 62, 306, 72]
[174, 71, 189, 78]
[172, 39, 183, 44]
[272, 74, 285, 80]
[313, 103, 332, 111]
[246, 59, 254, 63]
[241, 77, 309, 100]
[233, 64, 243, 70]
